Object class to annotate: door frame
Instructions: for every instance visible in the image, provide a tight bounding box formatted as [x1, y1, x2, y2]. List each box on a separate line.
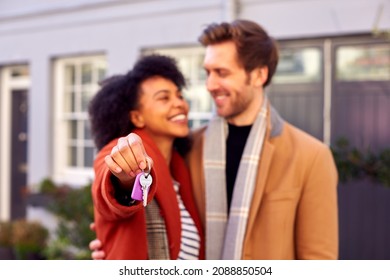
[0, 65, 30, 221]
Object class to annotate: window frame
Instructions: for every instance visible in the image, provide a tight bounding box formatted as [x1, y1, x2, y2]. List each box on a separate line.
[53, 55, 106, 186]
[142, 46, 213, 129]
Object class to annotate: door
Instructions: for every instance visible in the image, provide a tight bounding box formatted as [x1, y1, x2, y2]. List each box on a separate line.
[10, 89, 28, 219]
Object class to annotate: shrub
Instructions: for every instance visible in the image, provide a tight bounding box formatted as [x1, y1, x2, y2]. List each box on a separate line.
[42, 181, 95, 259]
[11, 219, 49, 259]
[0, 221, 13, 247]
[331, 138, 390, 188]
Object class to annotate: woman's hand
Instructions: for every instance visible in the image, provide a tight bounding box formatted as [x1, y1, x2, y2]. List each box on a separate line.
[105, 133, 153, 188]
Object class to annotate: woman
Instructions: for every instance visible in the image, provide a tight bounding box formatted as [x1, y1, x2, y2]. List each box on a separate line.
[88, 54, 204, 260]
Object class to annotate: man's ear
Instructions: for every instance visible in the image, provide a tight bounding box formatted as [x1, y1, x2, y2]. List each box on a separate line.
[129, 110, 145, 128]
[252, 66, 269, 87]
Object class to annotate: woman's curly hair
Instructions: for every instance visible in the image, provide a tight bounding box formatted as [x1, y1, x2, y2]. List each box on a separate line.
[88, 54, 191, 154]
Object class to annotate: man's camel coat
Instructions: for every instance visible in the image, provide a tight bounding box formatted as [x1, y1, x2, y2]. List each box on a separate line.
[186, 107, 339, 259]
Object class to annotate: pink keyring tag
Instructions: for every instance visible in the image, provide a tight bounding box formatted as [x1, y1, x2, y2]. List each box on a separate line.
[131, 172, 144, 201]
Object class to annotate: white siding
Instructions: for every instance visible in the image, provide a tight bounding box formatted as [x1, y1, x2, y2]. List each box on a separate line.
[0, 0, 388, 206]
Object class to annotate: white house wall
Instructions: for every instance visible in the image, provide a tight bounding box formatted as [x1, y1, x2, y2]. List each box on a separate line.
[0, 0, 389, 209]
[240, 0, 390, 38]
[0, 0, 224, 190]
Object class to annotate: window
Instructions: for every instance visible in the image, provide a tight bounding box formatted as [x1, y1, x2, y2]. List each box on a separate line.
[273, 47, 322, 84]
[53, 55, 106, 185]
[267, 43, 325, 142]
[142, 47, 212, 129]
[336, 44, 390, 81]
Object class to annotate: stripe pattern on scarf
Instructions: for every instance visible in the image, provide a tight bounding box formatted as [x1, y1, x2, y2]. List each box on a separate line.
[173, 180, 201, 260]
[204, 98, 268, 260]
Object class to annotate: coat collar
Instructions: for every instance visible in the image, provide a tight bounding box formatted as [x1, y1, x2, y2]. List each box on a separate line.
[269, 104, 284, 139]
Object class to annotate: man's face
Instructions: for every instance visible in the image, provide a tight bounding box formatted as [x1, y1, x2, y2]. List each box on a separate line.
[203, 41, 265, 125]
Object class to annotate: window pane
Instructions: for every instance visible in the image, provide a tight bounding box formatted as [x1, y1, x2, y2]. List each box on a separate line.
[65, 65, 75, 86]
[185, 86, 211, 113]
[84, 147, 95, 168]
[273, 48, 322, 84]
[188, 116, 212, 128]
[69, 120, 78, 140]
[177, 56, 191, 79]
[11, 66, 29, 78]
[81, 88, 93, 112]
[84, 120, 91, 140]
[64, 91, 76, 113]
[68, 146, 77, 167]
[197, 55, 207, 82]
[97, 67, 106, 84]
[81, 63, 93, 84]
[336, 44, 390, 81]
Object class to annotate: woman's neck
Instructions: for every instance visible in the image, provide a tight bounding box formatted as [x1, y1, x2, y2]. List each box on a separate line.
[149, 135, 174, 164]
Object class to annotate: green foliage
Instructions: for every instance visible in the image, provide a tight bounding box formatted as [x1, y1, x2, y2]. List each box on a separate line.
[377, 150, 390, 187]
[41, 179, 95, 260]
[38, 178, 57, 194]
[331, 138, 390, 188]
[11, 219, 49, 259]
[42, 238, 77, 260]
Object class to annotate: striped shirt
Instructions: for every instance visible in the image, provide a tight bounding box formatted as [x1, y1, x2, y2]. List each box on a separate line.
[173, 180, 200, 260]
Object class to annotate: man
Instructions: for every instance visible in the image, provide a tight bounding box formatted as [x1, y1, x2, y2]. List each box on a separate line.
[90, 19, 339, 260]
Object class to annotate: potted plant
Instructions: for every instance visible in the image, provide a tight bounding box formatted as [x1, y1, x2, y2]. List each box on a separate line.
[11, 219, 49, 260]
[27, 178, 58, 208]
[0, 221, 14, 259]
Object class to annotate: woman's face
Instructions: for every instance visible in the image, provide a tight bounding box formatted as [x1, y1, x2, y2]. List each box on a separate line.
[131, 76, 190, 141]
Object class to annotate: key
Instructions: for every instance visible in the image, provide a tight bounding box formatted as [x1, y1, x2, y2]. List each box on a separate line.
[131, 172, 145, 201]
[140, 173, 153, 207]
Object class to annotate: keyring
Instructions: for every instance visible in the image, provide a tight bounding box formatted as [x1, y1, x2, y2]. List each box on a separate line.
[143, 157, 151, 178]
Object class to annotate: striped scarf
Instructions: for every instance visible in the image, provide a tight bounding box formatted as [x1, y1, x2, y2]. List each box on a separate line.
[203, 98, 268, 259]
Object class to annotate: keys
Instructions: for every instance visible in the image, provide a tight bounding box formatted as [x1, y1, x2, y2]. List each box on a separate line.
[130, 158, 153, 207]
[131, 172, 153, 207]
[140, 173, 153, 207]
[131, 172, 144, 201]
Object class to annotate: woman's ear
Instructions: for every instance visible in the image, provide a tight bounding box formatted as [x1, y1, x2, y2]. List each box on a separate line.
[129, 110, 145, 128]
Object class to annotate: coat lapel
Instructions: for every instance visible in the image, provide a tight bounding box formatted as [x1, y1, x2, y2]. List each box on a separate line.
[245, 140, 275, 238]
[244, 104, 283, 245]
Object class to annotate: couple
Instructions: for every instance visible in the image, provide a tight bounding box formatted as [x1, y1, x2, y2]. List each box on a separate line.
[88, 19, 339, 260]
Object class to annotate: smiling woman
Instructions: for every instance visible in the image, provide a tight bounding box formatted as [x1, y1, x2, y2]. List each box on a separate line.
[130, 75, 190, 160]
[88, 54, 205, 260]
